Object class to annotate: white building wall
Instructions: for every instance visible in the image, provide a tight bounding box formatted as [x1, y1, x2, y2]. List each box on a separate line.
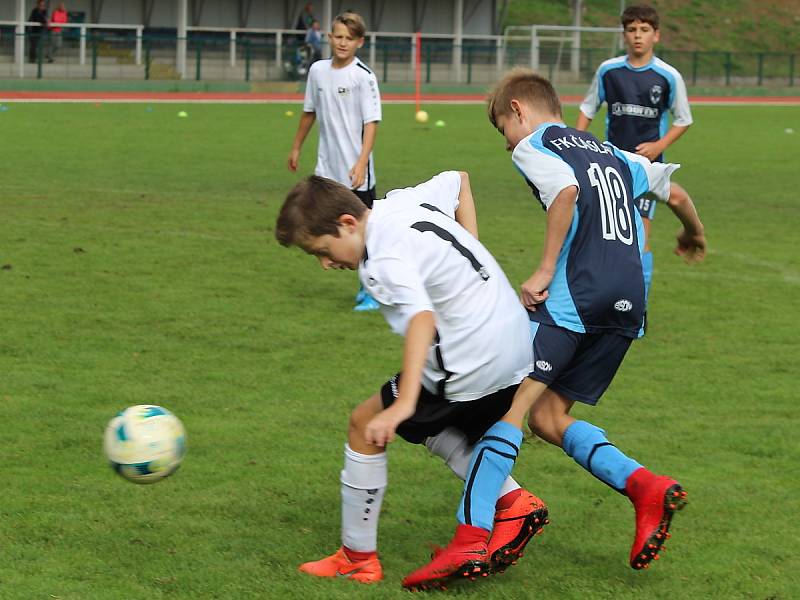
[1, 0, 495, 34]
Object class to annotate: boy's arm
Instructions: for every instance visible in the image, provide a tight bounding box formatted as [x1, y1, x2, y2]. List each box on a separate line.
[520, 185, 578, 310]
[364, 310, 436, 447]
[287, 111, 316, 172]
[454, 171, 478, 239]
[575, 111, 593, 131]
[666, 182, 706, 263]
[635, 124, 689, 161]
[349, 120, 378, 188]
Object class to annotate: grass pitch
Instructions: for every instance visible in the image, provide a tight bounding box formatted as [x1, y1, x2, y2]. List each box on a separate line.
[0, 100, 798, 599]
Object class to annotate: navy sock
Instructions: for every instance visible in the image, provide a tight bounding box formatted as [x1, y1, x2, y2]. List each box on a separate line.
[562, 420, 641, 493]
[457, 422, 523, 531]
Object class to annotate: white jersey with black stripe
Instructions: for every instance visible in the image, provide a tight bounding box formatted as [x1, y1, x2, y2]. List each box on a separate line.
[303, 57, 381, 191]
[360, 171, 533, 402]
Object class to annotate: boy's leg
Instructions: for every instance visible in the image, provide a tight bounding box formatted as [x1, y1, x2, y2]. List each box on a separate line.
[425, 426, 548, 572]
[403, 379, 549, 589]
[298, 394, 385, 583]
[529, 388, 687, 570]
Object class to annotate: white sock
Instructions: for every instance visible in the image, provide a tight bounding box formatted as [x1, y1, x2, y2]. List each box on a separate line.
[340, 443, 387, 552]
[426, 426, 521, 500]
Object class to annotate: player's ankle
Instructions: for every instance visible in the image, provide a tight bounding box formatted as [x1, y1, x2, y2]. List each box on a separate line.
[343, 546, 378, 562]
[495, 488, 523, 511]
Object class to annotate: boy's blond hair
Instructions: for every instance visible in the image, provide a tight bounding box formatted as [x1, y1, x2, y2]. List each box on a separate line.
[276, 176, 367, 248]
[332, 12, 366, 38]
[487, 69, 562, 128]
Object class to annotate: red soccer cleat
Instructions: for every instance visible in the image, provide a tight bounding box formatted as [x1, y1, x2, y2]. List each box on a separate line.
[402, 525, 491, 591]
[626, 467, 688, 570]
[488, 489, 549, 573]
[298, 546, 383, 583]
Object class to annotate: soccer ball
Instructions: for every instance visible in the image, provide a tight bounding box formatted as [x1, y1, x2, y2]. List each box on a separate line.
[415, 110, 429, 123]
[104, 405, 186, 484]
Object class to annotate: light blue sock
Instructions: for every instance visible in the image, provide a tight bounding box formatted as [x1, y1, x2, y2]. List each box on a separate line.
[457, 422, 523, 531]
[642, 251, 654, 303]
[562, 420, 641, 493]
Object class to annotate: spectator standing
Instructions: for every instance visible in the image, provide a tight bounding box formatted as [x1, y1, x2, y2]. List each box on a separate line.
[48, 2, 68, 62]
[305, 20, 322, 64]
[28, 0, 48, 63]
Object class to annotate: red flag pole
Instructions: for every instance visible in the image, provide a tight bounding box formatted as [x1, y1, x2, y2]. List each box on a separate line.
[415, 30, 422, 113]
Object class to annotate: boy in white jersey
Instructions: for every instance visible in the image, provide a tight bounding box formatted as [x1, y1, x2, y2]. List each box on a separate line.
[288, 11, 381, 311]
[275, 171, 549, 586]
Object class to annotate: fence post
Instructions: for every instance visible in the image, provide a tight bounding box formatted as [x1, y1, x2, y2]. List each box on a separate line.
[466, 46, 473, 84]
[91, 35, 97, 80]
[195, 40, 202, 81]
[231, 30, 237, 67]
[757, 53, 764, 86]
[692, 50, 698, 85]
[790, 54, 795, 87]
[244, 39, 251, 82]
[144, 39, 150, 80]
[36, 33, 43, 79]
[79, 25, 86, 65]
[425, 43, 431, 84]
[495, 37, 503, 78]
[135, 26, 142, 65]
[383, 45, 388, 83]
[275, 31, 281, 73]
[725, 52, 731, 86]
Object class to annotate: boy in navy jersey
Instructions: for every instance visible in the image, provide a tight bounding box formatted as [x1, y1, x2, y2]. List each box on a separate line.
[405, 69, 705, 587]
[577, 4, 694, 307]
[288, 12, 382, 311]
[276, 171, 548, 587]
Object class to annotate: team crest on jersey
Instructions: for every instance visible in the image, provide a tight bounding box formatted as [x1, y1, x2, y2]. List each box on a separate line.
[614, 299, 633, 312]
[649, 84, 663, 104]
[338, 86, 350, 96]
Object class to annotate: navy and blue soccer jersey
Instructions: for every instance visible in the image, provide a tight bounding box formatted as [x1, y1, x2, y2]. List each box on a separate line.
[580, 56, 692, 162]
[512, 123, 679, 338]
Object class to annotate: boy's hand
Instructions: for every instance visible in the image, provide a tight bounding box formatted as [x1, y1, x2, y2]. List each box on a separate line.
[520, 268, 553, 311]
[364, 403, 415, 447]
[635, 141, 664, 161]
[674, 227, 707, 263]
[349, 160, 367, 189]
[287, 149, 300, 172]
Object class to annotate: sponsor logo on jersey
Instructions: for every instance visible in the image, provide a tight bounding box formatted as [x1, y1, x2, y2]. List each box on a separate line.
[611, 102, 659, 118]
[535, 360, 552, 372]
[614, 299, 633, 312]
[650, 84, 663, 104]
[337, 86, 350, 96]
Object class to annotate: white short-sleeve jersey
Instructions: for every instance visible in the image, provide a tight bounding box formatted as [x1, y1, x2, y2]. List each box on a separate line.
[360, 171, 533, 402]
[303, 57, 381, 191]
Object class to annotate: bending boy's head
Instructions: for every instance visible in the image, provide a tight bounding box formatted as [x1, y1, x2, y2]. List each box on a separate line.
[487, 69, 562, 150]
[276, 176, 368, 270]
[621, 4, 660, 30]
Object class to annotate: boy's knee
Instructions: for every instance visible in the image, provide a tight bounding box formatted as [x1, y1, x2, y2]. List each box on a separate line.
[348, 395, 383, 436]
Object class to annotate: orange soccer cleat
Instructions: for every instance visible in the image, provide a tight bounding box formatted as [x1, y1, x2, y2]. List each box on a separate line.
[402, 525, 491, 591]
[298, 547, 383, 583]
[626, 467, 688, 570]
[488, 489, 549, 573]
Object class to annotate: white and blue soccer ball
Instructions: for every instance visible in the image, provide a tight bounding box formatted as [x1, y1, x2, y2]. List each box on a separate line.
[104, 405, 186, 484]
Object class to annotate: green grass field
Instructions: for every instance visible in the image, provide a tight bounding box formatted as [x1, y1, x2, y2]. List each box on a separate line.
[1, 100, 798, 599]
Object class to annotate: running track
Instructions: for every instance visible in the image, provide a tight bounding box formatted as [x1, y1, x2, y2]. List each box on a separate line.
[1, 91, 799, 105]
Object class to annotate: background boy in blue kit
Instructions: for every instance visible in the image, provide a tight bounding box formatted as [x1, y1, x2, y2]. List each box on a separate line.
[275, 171, 548, 587]
[576, 4, 694, 308]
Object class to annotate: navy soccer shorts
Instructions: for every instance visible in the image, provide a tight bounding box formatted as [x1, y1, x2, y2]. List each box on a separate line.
[528, 321, 633, 406]
[380, 374, 518, 445]
[636, 191, 658, 220]
[353, 187, 377, 209]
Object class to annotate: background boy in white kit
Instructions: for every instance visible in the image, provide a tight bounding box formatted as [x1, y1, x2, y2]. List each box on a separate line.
[287, 11, 381, 311]
[275, 171, 547, 586]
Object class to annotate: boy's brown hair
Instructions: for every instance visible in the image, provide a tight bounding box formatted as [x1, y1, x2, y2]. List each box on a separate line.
[276, 176, 367, 247]
[621, 4, 660, 30]
[487, 68, 562, 128]
[332, 11, 366, 38]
